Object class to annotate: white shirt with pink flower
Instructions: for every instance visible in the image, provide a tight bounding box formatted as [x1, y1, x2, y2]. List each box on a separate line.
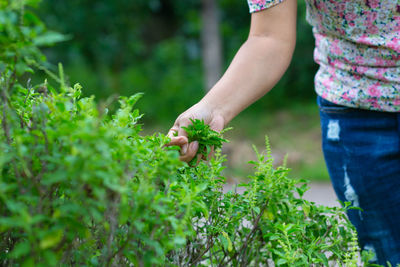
[247, 0, 400, 111]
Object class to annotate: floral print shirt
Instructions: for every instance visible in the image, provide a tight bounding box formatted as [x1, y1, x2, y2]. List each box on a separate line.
[247, 0, 400, 112]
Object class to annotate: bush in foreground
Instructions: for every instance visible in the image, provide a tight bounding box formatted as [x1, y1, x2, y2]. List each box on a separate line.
[0, 78, 363, 266]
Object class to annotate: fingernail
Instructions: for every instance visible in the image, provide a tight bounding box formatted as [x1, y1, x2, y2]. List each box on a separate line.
[182, 144, 188, 155]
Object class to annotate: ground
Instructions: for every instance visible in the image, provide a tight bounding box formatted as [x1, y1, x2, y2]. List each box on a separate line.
[223, 101, 330, 181]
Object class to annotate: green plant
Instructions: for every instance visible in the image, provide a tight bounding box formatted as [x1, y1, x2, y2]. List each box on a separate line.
[0, 1, 380, 266]
[182, 118, 230, 165]
[170, 136, 365, 266]
[0, 2, 201, 265]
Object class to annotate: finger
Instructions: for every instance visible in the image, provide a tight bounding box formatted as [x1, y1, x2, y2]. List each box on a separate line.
[196, 153, 202, 166]
[199, 145, 213, 161]
[177, 118, 192, 138]
[176, 119, 192, 155]
[167, 126, 180, 139]
[179, 141, 198, 163]
[166, 136, 188, 147]
[165, 136, 189, 156]
[208, 146, 215, 160]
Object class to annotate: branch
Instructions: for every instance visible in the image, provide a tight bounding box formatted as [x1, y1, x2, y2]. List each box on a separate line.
[1, 91, 22, 189]
[103, 191, 120, 267]
[315, 224, 333, 246]
[8, 56, 18, 93]
[189, 236, 215, 267]
[238, 203, 268, 267]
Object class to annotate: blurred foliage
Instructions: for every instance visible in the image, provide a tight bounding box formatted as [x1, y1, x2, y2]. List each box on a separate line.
[35, 0, 317, 125]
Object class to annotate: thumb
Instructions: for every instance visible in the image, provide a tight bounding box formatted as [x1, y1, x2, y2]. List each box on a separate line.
[177, 118, 192, 138]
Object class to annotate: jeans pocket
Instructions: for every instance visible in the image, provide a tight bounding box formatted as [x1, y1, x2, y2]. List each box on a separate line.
[317, 96, 352, 114]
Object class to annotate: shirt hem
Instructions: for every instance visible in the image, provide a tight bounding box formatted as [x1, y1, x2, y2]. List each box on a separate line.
[248, 0, 285, 13]
[315, 89, 400, 113]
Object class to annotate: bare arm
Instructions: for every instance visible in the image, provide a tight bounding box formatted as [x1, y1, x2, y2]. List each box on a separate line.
[168, 0, 297, 162]
[203, 0, 297, 123]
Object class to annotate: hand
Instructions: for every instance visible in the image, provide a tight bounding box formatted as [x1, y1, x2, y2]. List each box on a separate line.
[167, 101, 225, 163]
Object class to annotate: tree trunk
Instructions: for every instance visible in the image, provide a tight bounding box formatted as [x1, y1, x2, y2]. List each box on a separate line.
[201, 0, 223, 92]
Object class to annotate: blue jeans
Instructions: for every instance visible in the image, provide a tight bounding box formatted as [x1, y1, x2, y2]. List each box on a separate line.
[318, 96, 400, 265]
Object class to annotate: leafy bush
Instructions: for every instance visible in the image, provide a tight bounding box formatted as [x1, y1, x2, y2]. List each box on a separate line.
[1, 2, 373, 266]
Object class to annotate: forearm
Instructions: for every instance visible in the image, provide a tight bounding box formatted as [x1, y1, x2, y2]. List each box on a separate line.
[199, 0, 297, 126]
[201, 34, 295, 125]
[168, 0, 297, 162]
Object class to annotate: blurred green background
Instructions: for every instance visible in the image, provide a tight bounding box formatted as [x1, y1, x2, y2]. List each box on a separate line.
[36, 0, 329, 181]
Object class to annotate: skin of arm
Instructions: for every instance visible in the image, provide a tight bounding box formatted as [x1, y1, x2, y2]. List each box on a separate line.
[168, 0, 297, 162]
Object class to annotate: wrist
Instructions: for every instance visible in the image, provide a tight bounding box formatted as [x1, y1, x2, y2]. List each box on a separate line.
[199, 96, 232, 127]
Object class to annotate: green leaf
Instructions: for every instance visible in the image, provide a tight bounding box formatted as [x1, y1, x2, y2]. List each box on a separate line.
[221, 231, 233, 252]
[317, 252, 329, 266]
[302, 204, 310, 217]
[33, 31, 71, 46]
[21, 258, 35, 267]
[15, 61, 34, 76]
[39, 230, 63, 250]
[276, 258, 287, 265]
[173, 236, 186, 246]
[182, 119, 229, 165]
[11, 241, 30, 258]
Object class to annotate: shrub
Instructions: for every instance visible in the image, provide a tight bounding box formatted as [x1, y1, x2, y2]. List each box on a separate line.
[0, 79, 364, 266]
[1, 1, 372, 266]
